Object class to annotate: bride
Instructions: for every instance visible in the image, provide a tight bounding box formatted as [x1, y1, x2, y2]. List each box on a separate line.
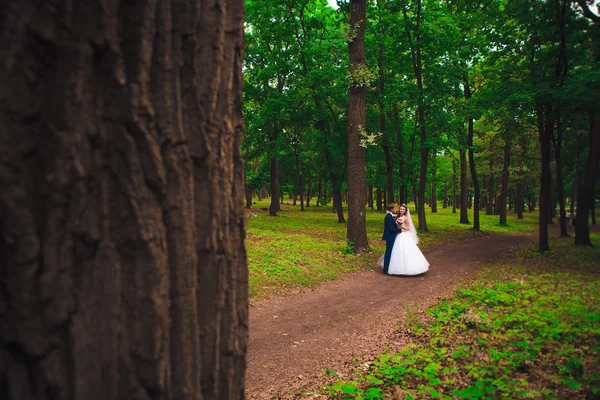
[380, 204, 429, 276]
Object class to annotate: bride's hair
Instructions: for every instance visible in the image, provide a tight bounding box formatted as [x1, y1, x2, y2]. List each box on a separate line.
[399, 203, 408, 211]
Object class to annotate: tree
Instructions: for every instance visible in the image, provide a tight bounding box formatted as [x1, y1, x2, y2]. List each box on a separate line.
[0, 1, 247, 398]
[574, 0, 600, 246]
[347, 0, 371, 253]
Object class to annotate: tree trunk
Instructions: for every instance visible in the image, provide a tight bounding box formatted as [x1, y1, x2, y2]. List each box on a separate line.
[316, 178, 322, 207]
[538, 110, 552, 252]
[431, 154, 437, 213]
[443, 184, 448, 208]
[452, 158, 457, 214]
[403, 0, 427, 231]
[460, 149, 470, 224]
[346, 0, 370, 252]
[554, 121, 568, 236]
[515, 182, 523, 219]
[0, 1, 247, 399]
[331, 175, 346, 223]
[376, 182, 382, 211]
[368, 184, 374, 209]
[269, 125, 280, 216]
[499, 140, 511, 225]
[486, 157, 495, 215]
[575, 111, 600, 245]
[570, 178, 576, 223]
[398, 121, 407, 204]
[464, 76, 480, 231]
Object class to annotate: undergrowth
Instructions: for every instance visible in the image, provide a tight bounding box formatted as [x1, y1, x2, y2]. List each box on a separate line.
[321, 234, 600, 399]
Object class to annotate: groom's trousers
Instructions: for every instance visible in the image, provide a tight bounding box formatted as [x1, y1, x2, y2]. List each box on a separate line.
[383, 239, 395, 274]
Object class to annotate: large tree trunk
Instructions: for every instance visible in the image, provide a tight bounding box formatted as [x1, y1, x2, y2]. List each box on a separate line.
[459, 149, 470, 224]
[347, 0, 370, 252]
[0, 1, 247, 399]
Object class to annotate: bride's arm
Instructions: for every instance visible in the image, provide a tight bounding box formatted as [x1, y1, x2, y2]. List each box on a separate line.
[402, 217, 410, 232]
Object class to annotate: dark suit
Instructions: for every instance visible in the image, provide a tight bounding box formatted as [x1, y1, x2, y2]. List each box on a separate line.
[382, 212, 402, 274]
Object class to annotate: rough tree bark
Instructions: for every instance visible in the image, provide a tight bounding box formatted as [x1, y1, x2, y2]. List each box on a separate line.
[0, 1, 247, 399]
[347, 0, 370, 252]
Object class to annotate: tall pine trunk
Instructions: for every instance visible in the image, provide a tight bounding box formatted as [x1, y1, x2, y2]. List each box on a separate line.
[0, 1, 247, 399]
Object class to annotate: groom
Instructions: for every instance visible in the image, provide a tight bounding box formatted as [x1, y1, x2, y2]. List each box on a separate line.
[382, 203, 403, 274]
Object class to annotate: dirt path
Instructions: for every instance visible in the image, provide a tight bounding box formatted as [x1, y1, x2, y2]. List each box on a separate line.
[246, 231, 535, 399]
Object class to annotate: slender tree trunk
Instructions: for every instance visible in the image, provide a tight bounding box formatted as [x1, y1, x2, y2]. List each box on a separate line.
[464, 76, 480, 230]
[347, 0, 370, 252]
[538, 110, 552, 252]
[515, 182, 523, 219]
[452, 158, 457, 214]
[269, 124, 280, 216]
[376, 182, 382, 211]
[0, 1, 247, 399]
[487, 157, 495, 215]
[368, 184, 374, 209]
[443, 184, 448, 208]
[404, 0, 427, 231]
[316, 178, 322, 207]
[331, 175, 346, 223]
[575, 111, 600, 245]
[570, 177, 576, 223]
[499, 140, 511, 225]
[398, 121, 407, 204]
[554, 121, 568, 236]
[460, 149, 470, 224]
[431, 154, 438, 213]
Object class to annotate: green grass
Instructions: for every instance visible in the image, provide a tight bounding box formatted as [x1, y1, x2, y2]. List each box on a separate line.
[320, 234, 600, 400]
[246, 199, 539, 298]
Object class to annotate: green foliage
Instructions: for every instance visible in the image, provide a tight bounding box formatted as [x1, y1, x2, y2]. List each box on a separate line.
[349, 64, 376, 88]
[322, 235, 600, 399]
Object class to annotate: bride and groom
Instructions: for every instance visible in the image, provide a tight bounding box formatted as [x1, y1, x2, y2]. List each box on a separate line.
[379, 203, 430, 276]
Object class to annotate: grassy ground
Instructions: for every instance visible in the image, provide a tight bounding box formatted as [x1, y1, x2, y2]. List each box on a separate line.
[246, 199, 539, 298]
[321, 234, 600, 400]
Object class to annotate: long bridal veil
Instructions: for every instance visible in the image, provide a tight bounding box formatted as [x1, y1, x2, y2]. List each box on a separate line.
[405, 208, 419, 243]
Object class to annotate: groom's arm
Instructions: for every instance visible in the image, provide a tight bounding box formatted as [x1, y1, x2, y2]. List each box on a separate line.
[386, 215, 402, 233]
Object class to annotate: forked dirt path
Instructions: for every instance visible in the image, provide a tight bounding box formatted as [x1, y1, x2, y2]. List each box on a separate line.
[246, 231, 537, 399]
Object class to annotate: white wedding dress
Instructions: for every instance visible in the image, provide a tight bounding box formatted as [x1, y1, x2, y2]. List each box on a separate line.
[387, 210, 429, 276]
